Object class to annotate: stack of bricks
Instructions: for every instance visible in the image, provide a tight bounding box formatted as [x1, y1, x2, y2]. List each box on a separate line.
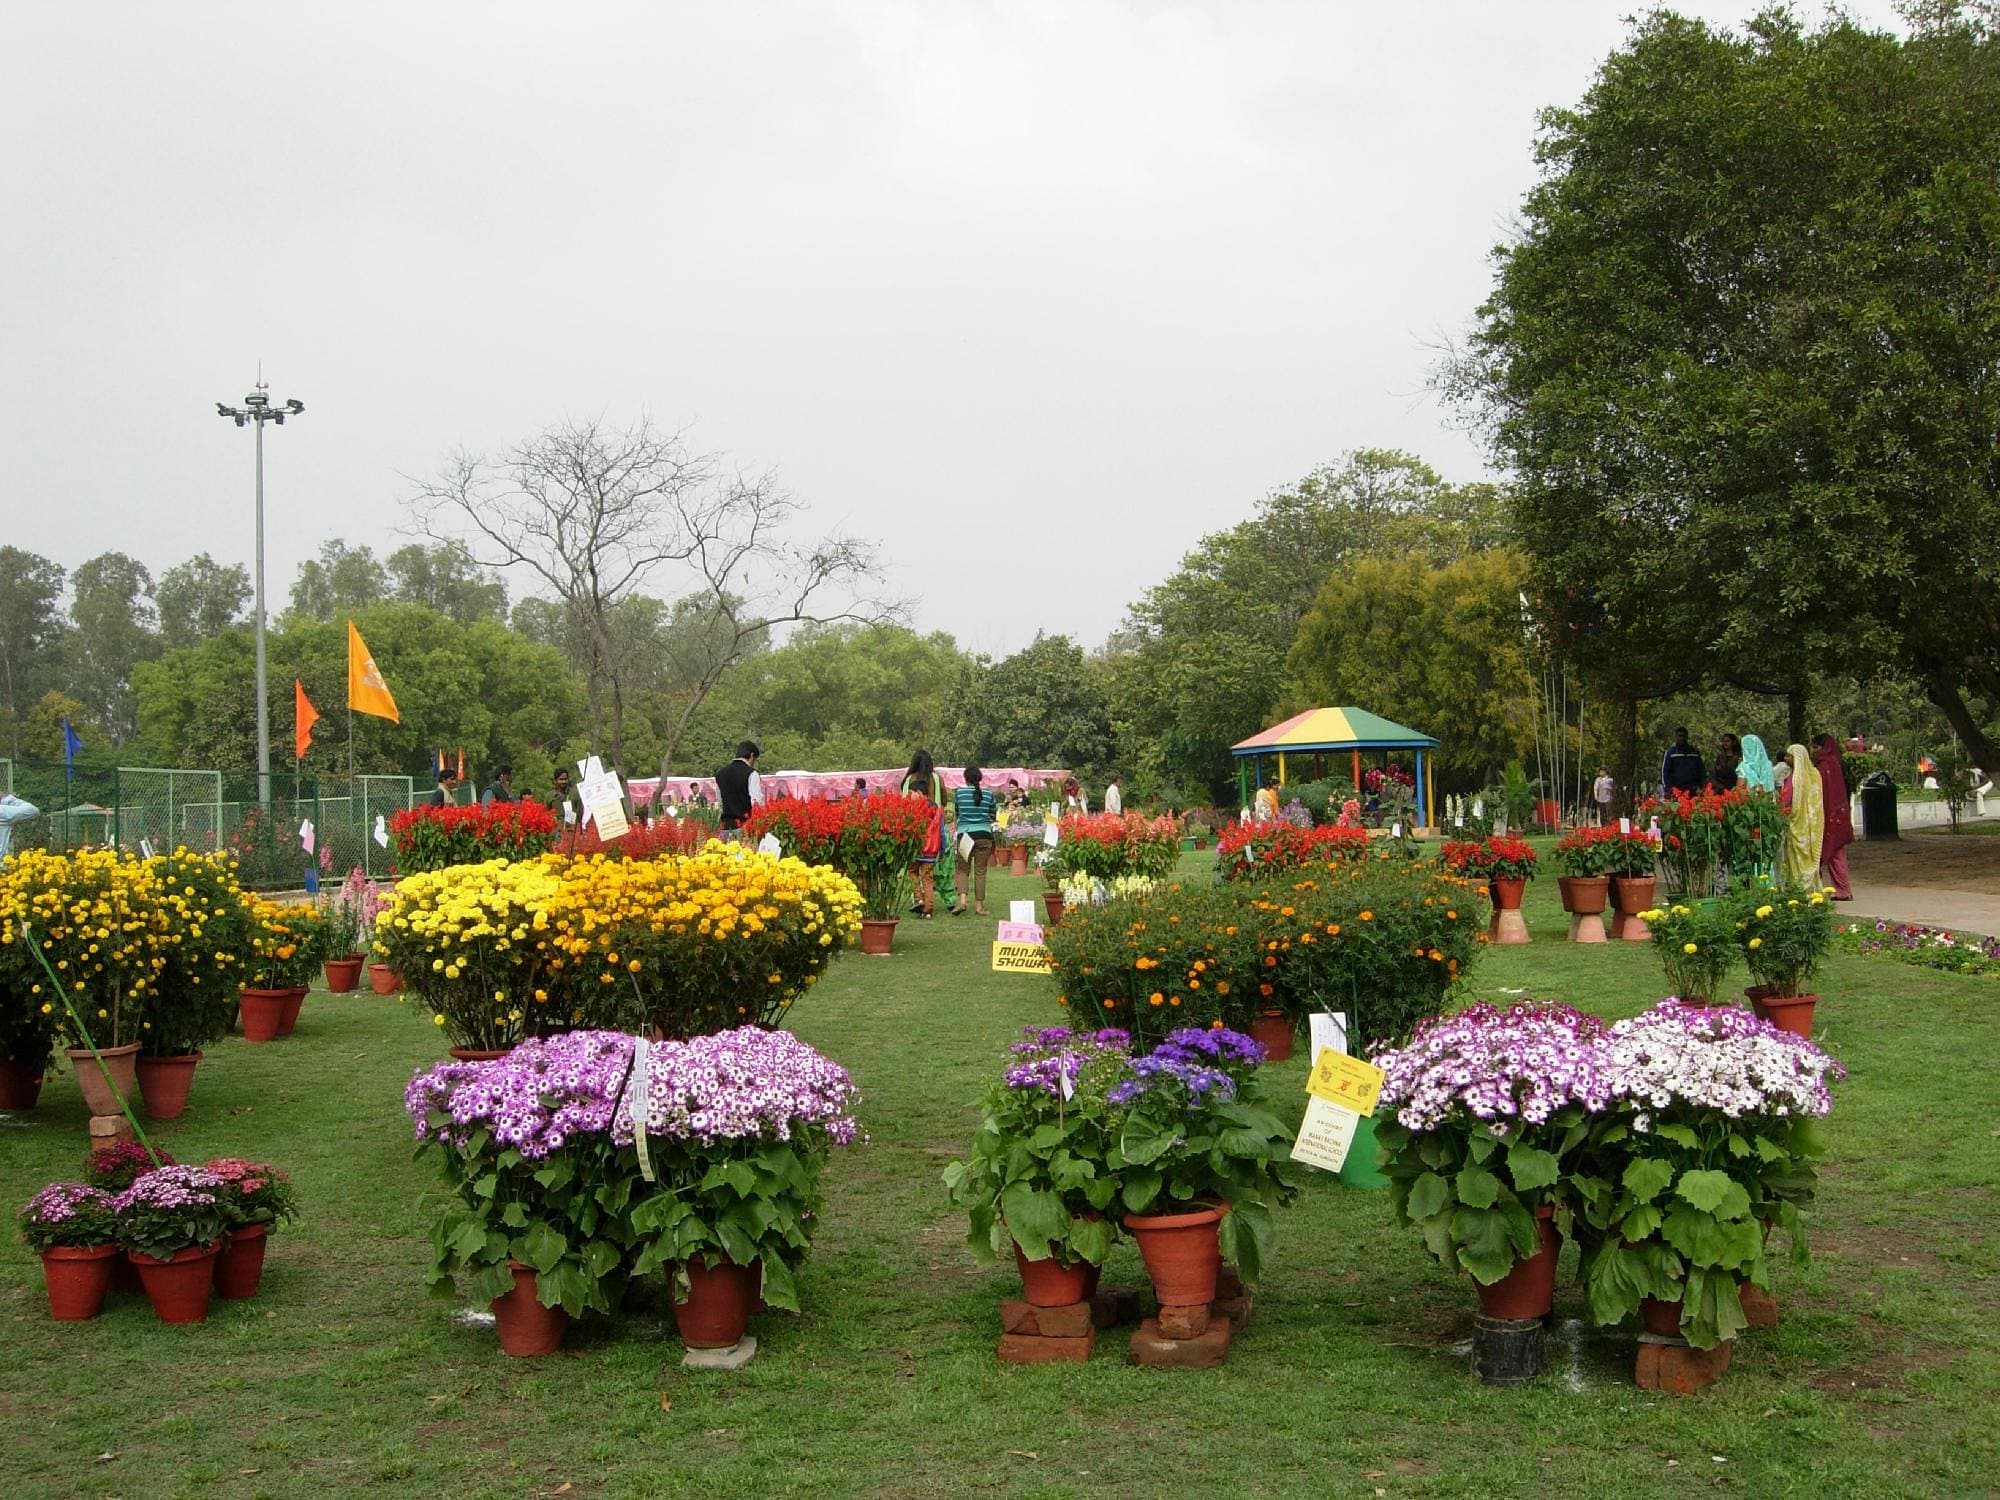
[1128, 1266, 1251, 1370]
[997, 1296, 1096, 1364]
[1634, 1333, 1734, 1394]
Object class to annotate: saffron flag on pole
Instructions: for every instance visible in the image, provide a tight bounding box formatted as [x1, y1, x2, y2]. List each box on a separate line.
[347, 621, 400, 723]
[294, 679, 320, 761]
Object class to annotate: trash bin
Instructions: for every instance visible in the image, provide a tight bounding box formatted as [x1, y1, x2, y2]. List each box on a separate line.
[1860, 772, 1898, 840]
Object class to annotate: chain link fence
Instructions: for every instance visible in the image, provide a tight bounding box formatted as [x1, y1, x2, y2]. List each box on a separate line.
[0, 759, 416, 888]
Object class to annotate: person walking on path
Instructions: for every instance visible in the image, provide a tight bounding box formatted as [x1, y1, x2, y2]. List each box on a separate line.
[715, 741, 763, 832]
[950, 765, 1001, 917]
[1778, 743, 1824, 889]
[1712, 734, 1742, 793]
[899, 749, 954, 913]
[1103, 778, 1122, 816]
[1738, 735, 1777, 793]
[1592, 768, 1615, 824]
[1660, 727, 1707, 797]
[1813, 734, 1855, 899]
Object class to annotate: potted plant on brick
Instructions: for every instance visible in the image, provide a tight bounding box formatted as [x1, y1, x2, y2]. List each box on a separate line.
[1552, 826, 1617, 939]
[943, 1025, 1127, 1308]
[19, 1182, 121, 1320]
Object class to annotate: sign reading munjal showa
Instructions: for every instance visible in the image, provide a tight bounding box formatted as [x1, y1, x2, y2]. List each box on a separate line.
[990, 941, 1053, 974]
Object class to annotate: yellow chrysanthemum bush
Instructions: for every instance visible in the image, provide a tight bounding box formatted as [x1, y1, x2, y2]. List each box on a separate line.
[143, 848, 254, 1057]
[371, 857, 566, 1051]
[243, 896, 324, 992]
[0, 847, 166, 1055]
[373, 842, 863, 1050]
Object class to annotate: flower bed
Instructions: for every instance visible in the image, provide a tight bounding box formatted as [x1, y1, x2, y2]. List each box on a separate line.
[1834, 918, 2000, 976]
[1215, 822, 1371, 880]
[1044, 860, 1481, 1050]
[1048, 813, 1182, 884]
[1439, 834, 1537, 884]
[744, 793, 933, 919]
[1638, 787, 1783, 897]
[390, 801, 557, 874]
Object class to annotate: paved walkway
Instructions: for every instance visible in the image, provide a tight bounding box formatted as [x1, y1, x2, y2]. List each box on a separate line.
[1843, 882, 2000, 937]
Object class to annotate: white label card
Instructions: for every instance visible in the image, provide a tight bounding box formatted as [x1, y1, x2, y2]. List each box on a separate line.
[1308, 1011, 1348, 1060]
[957, 832, 975, 860]
[1619, 817, 1631, 835]
[1010, 900, 1035, 923]
[1391, 821, 1401, 839]
[138, 838, 154, 859]
[374, 814, 389, 848]
[757, 834, 783, 857]
[298, 819, 315, 853]
[1290, 1096, 1360, 1173]
[1042, 822, 1060, 847]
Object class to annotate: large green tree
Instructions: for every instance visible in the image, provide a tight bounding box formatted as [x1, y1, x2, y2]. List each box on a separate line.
[1462, 7, 2000, 769]
[286, 540, 388, 623]
[1287, 549, 1536, 791]
[66, 552, 160, 742]
[953, 634, 1112, 775]
[0, 547, 67, 758]
[156, 553, 250, 649]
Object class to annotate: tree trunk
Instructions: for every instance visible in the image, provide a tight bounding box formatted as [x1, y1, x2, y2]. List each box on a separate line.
[1616, 690, 1641, 817]
[1786, 679, 1810, 748]
[1919, 666, 1999, 775]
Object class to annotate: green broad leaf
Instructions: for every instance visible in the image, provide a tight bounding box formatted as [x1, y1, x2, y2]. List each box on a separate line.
[582, 1239, 623, 1280]
[1680, 1265, 1748, 1351]
[532, 1160, 571, 1191]
[1622, 1157, 1675, 1203]
[1726, 1134, 1752, 1158]
[1497, 1194, 1540, 1261]
[1119, 1114, 1176, 1167]
[1582, 1241, 1641, 1327]
[1067, 1214, 1115, 1267]
[1506, 1144, 1561, 1193]
[450, 1219, 490, 1265]
[1027, 1123, 1065, 1151]
[466, 1259, 515, 1305]
[1217, 1200, 1273, 1284]
[1406, 1171, 1451, 1222]
[470, 1175, 497, 1200]
[1119, 1168, 1162, 1215]
[1655, 1123, 1699, 1150]
[1049, 1155, 1096, 1192]
[1466, 1132, 1498, 1163]
[759, 1256, 801, 1314]
[1660, 1204, 1760, 1270]
[1417, 1213, 1456, 1267]
[1450, 1206, 1517, 1284]
[518, 1222, 568, 1274]
[1081, 1177, 1117, 1212]
[1753, 1135, 1788, 1163]
[999, 1183, 1066, 1259]
[940, 1161, 967, 1198]
[1618, 1203, 1662, 1242]
[715, 1161, 759, 1200]
[1675, 1169, 1752, 1220]
[1455, 1164, 1502, 1210]
[500, 1203, 528, 1229]
[712, 1216, 759, 1267]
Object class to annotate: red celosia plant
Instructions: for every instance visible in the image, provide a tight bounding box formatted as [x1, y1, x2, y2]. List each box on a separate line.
[743, 797, 851, 868]
[390, 801, 557, 873]
[1049, 813, 1182, 882]
[1440, 835, 1538, 883]
[1216, 822, 1372, 880]
[746, 793, 933, 918]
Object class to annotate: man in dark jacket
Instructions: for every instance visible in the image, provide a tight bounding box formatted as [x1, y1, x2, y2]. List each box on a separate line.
[1660, 728, 1707, 797]
[715, 741, 762, 831]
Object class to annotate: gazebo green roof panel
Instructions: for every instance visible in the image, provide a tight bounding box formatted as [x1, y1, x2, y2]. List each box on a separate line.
[1230, 707, 1438, 754]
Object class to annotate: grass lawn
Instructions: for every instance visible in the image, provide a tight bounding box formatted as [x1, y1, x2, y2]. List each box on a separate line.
[3, 853, 1997, 1498]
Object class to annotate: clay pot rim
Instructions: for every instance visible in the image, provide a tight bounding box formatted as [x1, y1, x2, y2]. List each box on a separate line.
[64, 1041, 141, 1058]
[41, 1242, 120, 1260]
[1123, 1202, 1227, 1231]
[128, 1239, 226, 1266]
[137, 1050, 204, 1063]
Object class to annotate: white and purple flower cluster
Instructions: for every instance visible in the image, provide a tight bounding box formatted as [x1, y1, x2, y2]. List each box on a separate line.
[21, 1181, 115, 1228]
[616, 1026, 860, 1148]
[405, 1027, 861, 1161]
[1374, 999, 1844, 1138]
[1375, 1002, 1609, 1134]
[1003, 1026, 1131, 1096]
[1600, 999, 1845, 1128]
[112, 1164, 224, 1214]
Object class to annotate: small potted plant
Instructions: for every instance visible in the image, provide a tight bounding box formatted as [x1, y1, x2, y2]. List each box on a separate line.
[1637, 901, 1738, 1004]
[318, 869, 371, 992]
[19, 1182, 121, 1320]
[1552, 827, 1617, 927]
[241, 897, 317, 1043]
[839, 793, 929, 954]
[943, 1026, 1128, 1307]
[1111, 1027, 1295, 1310]
[1733, 881, 1836, 1036]
[1373, 1003, 1606, 1323]
[114, 1163, 230, 1323]
[205, 1158, 299, 1299]
[1607, 830, 1661, 938]
[136, 848, 249, 1119]
[1441, 835, 1538, 908]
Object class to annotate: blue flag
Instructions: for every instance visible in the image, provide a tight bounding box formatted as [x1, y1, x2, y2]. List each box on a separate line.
[61, 716, 83, 771]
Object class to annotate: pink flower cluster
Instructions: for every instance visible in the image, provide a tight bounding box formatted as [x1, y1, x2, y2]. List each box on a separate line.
[406, 1029, 632, 1160]
[22, 1181, 115, 1228]
[112, 1164, 223, 1214]
[616, 1026, 861, 1149]
[1375, 1002, 1609, 1134]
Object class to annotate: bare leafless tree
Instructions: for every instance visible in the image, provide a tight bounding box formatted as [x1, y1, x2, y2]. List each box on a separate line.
[407, 416, 894, 769]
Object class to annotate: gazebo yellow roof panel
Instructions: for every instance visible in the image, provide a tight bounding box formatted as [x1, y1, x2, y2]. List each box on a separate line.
[1231, 707, 1438, 753]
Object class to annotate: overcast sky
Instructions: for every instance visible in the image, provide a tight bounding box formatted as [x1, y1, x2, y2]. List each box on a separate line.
[2, 2, 1901, 660]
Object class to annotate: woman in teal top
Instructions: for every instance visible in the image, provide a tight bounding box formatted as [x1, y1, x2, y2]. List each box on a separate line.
[950, 765, 1001, 917]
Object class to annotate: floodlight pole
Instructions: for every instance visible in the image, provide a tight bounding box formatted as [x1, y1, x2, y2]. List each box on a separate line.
[215, 381, 305, 809]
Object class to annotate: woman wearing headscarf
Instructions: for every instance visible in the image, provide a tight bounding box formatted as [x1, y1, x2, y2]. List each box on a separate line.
[1778, 744, 1824, 890]
[1812, 734, 1855, 899]
[1737, 734, 1777, 794]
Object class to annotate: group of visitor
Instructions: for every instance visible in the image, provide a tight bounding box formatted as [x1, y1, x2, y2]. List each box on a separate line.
[1656, 727, 1853, 899]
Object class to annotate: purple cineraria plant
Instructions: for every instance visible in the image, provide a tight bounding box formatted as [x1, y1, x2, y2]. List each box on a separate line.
[1003, 1025, 1132, 1097]
[1373, 1002, 1610, 1135]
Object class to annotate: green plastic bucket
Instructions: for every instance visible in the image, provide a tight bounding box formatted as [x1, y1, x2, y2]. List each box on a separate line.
[1338, 1112, 1390, 1189]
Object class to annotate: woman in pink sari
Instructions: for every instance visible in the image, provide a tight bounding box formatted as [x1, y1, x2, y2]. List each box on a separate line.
[1811, 735, 1854, 899]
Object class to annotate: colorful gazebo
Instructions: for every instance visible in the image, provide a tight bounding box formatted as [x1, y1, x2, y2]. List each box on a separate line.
[1231, 707, 1440, 828]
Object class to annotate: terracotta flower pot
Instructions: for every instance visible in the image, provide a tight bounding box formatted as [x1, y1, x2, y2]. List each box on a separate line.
[1639, 1294, 1683, 1338]
[40, 1243, 119, 1321]
[1013, 1243, 1092, 1308]
[1473, 1206, 1560, 1320]
[276, 985, 308, 1037]
[1124, 1202, 1225, 1308]
[1489, 877, 1527, 912]
[135, 1052, 202, 1121]
[1042, 891, 1066, 927]
[131, 1240, 223, 1324]
[238, 988, 289, 1044]
[1248, 1008, 1294, 1062]
[672, 1256, 759, 1348]
[1559, 875, 1610, 915]
[1612, 875, 1657, 917]
[448, 1048, 511, 1063]
[213, 1223, 269, 1300]
[368, 963, 403, 995]
[859, 917, 898, 956]
[323, 956, 364, 993]
[1010, 846, 1031, 875]
[1750, 991, 1819, 1038]
[492, 1261, 569, 1356]
[0, 1053, 46, 1111]
[65, 1042, 141, 1116]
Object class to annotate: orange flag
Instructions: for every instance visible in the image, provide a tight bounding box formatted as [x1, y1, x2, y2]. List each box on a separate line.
[346, 621, 401, 723]
[294, 680, 320, 761]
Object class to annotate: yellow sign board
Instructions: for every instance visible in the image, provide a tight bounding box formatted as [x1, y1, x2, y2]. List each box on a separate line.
[990, 941, 1054, 974]
[1305, 1047, 1384, 1117]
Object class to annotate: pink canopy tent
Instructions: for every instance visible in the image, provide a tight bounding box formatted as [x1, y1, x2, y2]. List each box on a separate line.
[626, 766, 1068, 808]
